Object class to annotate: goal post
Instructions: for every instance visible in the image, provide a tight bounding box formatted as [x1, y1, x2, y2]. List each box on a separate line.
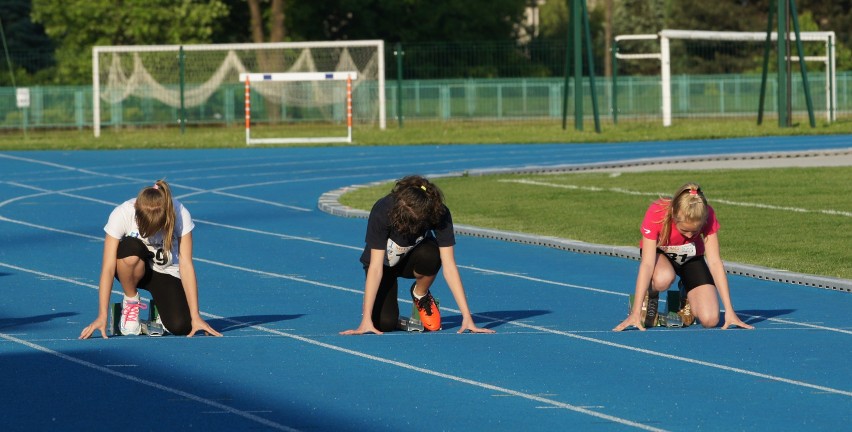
[241, 72, 356, 145]
[613, 29, 836, 126]
[92, 40, 385, 137]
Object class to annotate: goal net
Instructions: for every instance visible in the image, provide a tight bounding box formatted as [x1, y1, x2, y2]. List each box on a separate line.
[613, 29, 836, 126]
[92, 40, 385, 137]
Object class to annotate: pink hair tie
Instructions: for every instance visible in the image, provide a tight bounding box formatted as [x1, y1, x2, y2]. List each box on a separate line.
[153, 184, 159, 190]
[689, 189, 698, 195]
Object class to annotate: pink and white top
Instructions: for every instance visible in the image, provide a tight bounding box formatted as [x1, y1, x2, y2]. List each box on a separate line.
[640, 199, 719, 264]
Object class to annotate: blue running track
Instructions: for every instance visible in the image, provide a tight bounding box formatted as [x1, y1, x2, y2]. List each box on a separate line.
[1, 135, 850, 431]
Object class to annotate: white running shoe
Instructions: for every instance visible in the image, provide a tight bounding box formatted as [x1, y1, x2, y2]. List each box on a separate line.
[120, 296, 147, 336]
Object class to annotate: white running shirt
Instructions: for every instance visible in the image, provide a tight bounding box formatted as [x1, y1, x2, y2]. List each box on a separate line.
[103, 198, 194, 279]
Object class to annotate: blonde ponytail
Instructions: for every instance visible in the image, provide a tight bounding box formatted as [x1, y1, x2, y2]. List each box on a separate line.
[135, 179, 177, 253]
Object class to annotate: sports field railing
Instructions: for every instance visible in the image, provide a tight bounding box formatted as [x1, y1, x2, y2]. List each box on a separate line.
[1, 72, 850, 131]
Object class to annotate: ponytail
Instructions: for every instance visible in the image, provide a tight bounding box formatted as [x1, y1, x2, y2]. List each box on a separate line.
[135, 179, 177, 253]
[658, 182, 708, 246]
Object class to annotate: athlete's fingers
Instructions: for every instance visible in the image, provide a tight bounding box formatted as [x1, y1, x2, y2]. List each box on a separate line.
[339, 328, 383, 335]
[722, 319, 754, 330]
[458, 325, 495, 334]
[613, 317, 643, 332]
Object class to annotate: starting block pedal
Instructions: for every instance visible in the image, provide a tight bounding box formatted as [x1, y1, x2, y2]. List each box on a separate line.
[397, 316, 425, 332]
[629, 290, 689, 328]
[109, 300, 164, 336]
[628, 292, 659, 328]
[397, 298, 442, 332]
[397, 302, 425, 332]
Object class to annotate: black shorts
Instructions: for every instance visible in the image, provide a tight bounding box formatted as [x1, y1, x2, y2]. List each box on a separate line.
[656, 249, 715, 293]
[116, 237, 192, 335]
[365, 238, 442, 332]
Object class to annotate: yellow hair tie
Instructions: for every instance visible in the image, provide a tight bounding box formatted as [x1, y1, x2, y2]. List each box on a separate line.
[420, 185, 427, 191]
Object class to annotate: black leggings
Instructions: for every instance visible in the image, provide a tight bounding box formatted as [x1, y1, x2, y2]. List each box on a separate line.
[656, 249, 715, 293]
[369, 238, 442, 331]
[116, 237, 192, 335]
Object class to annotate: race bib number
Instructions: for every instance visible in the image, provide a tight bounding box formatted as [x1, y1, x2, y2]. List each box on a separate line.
[145, 238, 172, 268]
[386, 236, 423, 267]
[659, 243, 697, 265]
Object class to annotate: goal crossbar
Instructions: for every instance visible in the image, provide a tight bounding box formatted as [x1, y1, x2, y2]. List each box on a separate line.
[614, 29, 837, 126]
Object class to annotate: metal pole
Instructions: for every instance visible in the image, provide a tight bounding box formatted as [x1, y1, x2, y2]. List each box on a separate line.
[758, 4, 774, 125]
[611, 40, 618, 125]
[785, 1, 792, 125]
[179, 45, 186, 134]
[394, 43, 404, 128]
[789, 0, 815, 127]
[561, 0, 573, 130]
[777, 0, 789, 127]
[0, 18, 16, 88]
[582, 0, 600, 132]
[572, 0, 583, 131]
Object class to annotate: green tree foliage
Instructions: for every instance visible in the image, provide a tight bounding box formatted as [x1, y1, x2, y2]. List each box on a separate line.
[286, 0, 528, 43]
[31, 0, 229, 84]
[0, 0, 54, 85]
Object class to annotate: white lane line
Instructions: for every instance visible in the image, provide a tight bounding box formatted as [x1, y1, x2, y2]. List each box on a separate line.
[499, 179, 852, 218]
[460, 266, 852, 335]
[2, 260, 850, 401]
[0, 263, 668, 432]
[0, 332, 301, 432]
[0, 154, 312, 212]
[0, 214, 848, 337]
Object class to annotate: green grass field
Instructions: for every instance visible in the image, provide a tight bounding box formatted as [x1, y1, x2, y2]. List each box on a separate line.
[2, 118, 850, 280]
[2, 117, 852, 149]
[341, 167, 852, 281]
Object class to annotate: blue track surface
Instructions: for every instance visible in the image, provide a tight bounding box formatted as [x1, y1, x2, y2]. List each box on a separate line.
[1, 136, 850, 431]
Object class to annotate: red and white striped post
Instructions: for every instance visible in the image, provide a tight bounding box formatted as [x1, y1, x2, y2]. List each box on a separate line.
[244, 75, 251, 144]
[346, 75, 353, 143]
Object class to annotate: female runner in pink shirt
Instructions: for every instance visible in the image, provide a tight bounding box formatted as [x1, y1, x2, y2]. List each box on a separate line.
[613, 183, 753, 331]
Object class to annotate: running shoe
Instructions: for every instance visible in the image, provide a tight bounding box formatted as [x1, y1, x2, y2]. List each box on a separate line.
[643, 290, 659, 328]
[120, 296, 147, 336]
[676, 280, 695, 327]
[410, 283, 441, 331]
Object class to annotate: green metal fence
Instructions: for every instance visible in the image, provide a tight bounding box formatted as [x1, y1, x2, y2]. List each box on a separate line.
[1, 72, 849, 131]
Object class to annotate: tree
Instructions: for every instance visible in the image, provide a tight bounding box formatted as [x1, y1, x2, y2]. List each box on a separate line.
[0, 0, 55, 86]
[31, 0, 229, 84]
[242, 0, 287, 121]
[247, 0, 286, 43]
[286, 0, 528, 43]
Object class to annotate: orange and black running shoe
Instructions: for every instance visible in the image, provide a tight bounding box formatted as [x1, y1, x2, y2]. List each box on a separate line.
[410, 283, 441, 331]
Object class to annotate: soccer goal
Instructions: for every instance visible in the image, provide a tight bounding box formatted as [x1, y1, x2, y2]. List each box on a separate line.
[241, 72, 356, 145]
[614, 29, 836, 126]
[92, 40, 385, 138]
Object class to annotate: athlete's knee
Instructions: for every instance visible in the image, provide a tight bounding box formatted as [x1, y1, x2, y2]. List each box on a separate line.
[163, 315, 192, 336]
[117, 255, 143, 268]
[410, 242, 441, 276]
[650, 274, 675, 292]
[377, 315, 398, 332]
[696, 311, 719, 328]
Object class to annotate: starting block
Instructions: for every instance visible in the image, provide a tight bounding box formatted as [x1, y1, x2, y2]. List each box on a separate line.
[109, 300, 165, 336]
[628, 289, 691, 328]
[397, 297, 440, 332]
